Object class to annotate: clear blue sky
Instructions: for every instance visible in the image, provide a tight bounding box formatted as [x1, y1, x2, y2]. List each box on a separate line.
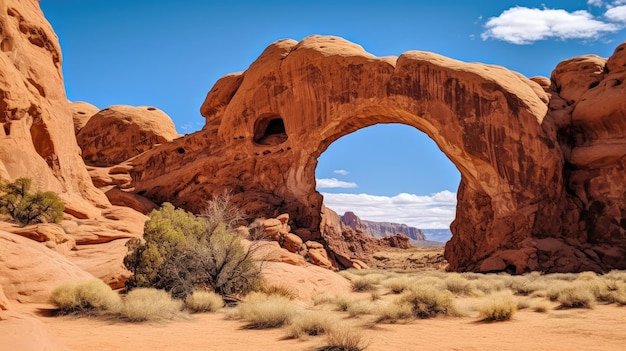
[41, 0, 626, 229]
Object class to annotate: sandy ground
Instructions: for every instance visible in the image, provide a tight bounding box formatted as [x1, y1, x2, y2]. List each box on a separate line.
[9, 302, 625, 351]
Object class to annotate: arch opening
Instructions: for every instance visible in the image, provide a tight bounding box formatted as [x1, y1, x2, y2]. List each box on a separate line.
[315, 123, 461, 247]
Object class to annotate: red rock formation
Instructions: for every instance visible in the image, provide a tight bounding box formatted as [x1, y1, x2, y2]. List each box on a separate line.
[76, 105, 179, 167]
[70, 101, 99, 134]
[128, 35, 578, 273]
[0, 0, 109, 219]
[340, 211, 426, 241]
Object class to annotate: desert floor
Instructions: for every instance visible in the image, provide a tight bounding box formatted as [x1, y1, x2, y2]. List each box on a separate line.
[16, 301, 626, 351]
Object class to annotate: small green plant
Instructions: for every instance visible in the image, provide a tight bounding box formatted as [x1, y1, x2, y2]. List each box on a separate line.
[0, 177, 64, 225]
[120, 288, 183, 322]
[185, 290, 224, 313]
[478, 292, 517, 321]
[50, 279, 121, 314]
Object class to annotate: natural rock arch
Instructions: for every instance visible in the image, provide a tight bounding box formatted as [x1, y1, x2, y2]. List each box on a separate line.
[129, 36, 625, 273]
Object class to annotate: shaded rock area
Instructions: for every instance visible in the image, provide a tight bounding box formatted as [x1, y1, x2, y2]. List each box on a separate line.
[340, 210, 426, 241]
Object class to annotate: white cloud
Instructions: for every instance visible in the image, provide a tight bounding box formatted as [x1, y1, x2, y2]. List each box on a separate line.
[588, 0, 604, 7]
[316, 178, 358, 189]
[333, 169, 349, 176]
[322, 190, 456, 229]
[606, 5, 626, 22]
[481, 6, 621, 44]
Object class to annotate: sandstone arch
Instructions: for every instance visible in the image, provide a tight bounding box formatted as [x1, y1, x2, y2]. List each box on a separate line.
[129, 35, 625, 273]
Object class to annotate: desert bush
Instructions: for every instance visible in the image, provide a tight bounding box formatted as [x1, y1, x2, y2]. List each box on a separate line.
[556, 285, 596, 309]
[124, 201, 262, 298]
[286, 312, 334, 339]
[375, 300, 414, 323]
[120, 288, 183, 322]
[531, 300, 552, 313]
[0, 177, 64, 225]
[321, 326, 368, 351]
[261, 283, 298, 300]
[50, 279, 121, 314]
[200, 191, 246, 234]
[478, 292, 517, 321]
[312, 293, 338, 306]
[382, 276, 415, 294]
[351, 276, 378, 292]
[234, 293, 296, 328]
[346, 300, 378, 317]
[444, 273, 477, 296]
[400, 286, 458, 319]
[474, 276, 507, 294]
[370, 291, 381, 301]
[185, 291, 224, 313]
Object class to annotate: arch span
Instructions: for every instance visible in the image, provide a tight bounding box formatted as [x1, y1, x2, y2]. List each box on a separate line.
[130, 35, 612, 273]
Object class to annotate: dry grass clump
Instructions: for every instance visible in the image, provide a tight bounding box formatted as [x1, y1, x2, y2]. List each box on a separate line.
[312, 293, 338, 307]
[478, 292, 517, 321]
[350, 276, 379, 292]
[346, 300, 378, 317]
[120, 288, 183, 322]
[285, 311, 334, 339]
[234, 293, 297, 328]
[555, 284, 596, 309]
[400, 286, 458, 319]
[375, 300, 414, 323]
[473, 276, 507, 294]
[382, 276, 416, 294]
[261, 284, 299, 300]
[444, 273, 478, 296]
[185, 291, 224, 313]
[531, 299, 552, 313]
[506, 276, 548, 296]
[320, 326, 368, 351]
[50, 279, 121, 314]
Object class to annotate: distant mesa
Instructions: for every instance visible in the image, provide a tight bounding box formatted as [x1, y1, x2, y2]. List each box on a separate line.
[339, 211, 426, 241]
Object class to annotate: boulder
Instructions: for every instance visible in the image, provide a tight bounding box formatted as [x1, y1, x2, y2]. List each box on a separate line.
[76, 105, 179, 167]
[282, 232, 303, 253]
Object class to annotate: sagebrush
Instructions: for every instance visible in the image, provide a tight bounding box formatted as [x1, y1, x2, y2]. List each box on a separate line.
[0, 177, 64, 225]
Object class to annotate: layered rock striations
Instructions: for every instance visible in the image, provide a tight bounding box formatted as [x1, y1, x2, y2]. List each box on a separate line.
[340, 211, 426, 241]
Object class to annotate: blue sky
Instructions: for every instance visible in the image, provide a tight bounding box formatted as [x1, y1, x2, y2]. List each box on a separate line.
[41, 1, 626, 229]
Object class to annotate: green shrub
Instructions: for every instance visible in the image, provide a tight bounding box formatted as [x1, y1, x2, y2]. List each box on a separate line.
[234, 293, 296, 328]
[120, 288, 183, 322]
[400, 286, 458, 319]
[124, 201, 262, 298]
[185, 291, 224, 313]
[0, 177, 64, 225]
[50, 279, 121, 314]
[478, 292, 517, 321]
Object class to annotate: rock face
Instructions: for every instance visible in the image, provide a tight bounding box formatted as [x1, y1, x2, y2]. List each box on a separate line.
[69, 101, 99, 134]
[0, 0, 109, 219]
[340, 211, 426, 241]
[128, 35, 592, 273]
[76, 105, 179, 167]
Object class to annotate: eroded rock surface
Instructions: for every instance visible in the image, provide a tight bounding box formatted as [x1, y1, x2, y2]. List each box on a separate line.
[76, 105, 179, 167]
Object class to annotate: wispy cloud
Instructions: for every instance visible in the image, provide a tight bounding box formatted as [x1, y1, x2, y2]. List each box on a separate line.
[481, 4, 625, 44]
[606, 4, 626, 22]
[316, 178, 358, 189]
[333, 169, 349, 176]
[322, 190, 457, 229]
[588, 0, 604, 7]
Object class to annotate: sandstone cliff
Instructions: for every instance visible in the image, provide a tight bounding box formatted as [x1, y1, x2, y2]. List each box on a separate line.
[340, 211, 426, 241]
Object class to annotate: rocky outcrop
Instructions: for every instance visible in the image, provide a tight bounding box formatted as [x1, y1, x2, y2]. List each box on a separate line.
[340, 211, 426, 241]
[0, 0, 109, 219]
[70, 101, 99, 134]
[76, 105, 179, 167]
[127, 35, 580, 273]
